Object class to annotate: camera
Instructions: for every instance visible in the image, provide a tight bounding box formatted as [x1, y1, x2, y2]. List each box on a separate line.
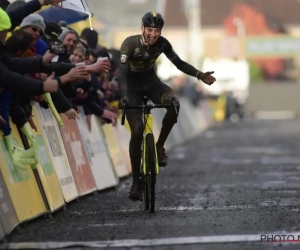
[49, 44, 67, 55]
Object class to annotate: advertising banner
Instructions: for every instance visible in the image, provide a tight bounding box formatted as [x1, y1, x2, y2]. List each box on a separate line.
[30, 105, 65, 212]
[35, 104, 78, 202]
[102, 123, 129, 178]
[76, 109, 118, 190]
[246, 36, 300, 57]
[59, 115, 96, 196]
[116, 120, 132, 173]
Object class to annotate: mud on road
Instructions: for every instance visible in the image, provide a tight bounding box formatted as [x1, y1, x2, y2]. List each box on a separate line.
[4, 119, 300, 249]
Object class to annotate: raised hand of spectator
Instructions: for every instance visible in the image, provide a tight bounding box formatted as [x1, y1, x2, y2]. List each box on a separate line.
[75, 88, 87, 99]
[65, 66, 88, 82]
[42, 50, 56, 66]
[86, 59, 111, 74]
[64, 108, 79, 120]
[101, 109, 117, 126]
[43, 72, 59, 93]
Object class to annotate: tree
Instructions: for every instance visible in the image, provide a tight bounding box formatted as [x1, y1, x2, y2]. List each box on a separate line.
[223, 3, 284, 81]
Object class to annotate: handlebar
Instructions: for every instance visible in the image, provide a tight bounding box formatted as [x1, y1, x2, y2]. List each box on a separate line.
[120, 97, 178, 125]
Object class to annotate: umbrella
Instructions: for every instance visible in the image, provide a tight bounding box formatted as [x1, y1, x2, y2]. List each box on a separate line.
[37, 6, 89, 25]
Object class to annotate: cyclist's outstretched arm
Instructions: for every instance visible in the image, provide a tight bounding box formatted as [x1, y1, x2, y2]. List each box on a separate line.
[162, 37, 203, 79]
[170, 54, 215, 85]
[169, 56, 200, 78]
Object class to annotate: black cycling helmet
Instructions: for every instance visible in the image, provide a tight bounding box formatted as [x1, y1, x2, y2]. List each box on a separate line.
[141, 11, 164, 29]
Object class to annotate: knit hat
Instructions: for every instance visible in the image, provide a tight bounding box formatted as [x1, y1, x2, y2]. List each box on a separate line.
[20, 14, 45, 35]
[45, 21, 62, 41]
[58, 27, 79, 43]
[0, 7, 11, 32]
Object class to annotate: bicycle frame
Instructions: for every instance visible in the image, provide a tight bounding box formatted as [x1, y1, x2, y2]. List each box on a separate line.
[120, 96, 178, 175]
[142, 109, 159, 176]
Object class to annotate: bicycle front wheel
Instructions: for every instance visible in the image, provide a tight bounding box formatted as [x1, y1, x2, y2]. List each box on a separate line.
[144, 133, 156, 213]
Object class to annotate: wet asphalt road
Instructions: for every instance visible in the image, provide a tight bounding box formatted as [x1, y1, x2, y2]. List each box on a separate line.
[3, 119, 300, 249]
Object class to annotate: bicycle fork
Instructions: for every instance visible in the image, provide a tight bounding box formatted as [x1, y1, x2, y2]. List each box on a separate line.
[142, 113, 159, 176]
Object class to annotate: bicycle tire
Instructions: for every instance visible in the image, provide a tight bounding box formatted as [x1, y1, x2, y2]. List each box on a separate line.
[144, 133, 156, 213]
[143, 178, 149, 210]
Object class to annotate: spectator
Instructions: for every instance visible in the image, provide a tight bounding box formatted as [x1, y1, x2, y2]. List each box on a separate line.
[0, 28, 38, 170]
[56, 27, 116, 124]
[81, 28, 101, 54]
[0, 8, 59, 96]
[44, 21, 62, 46]
[69, 43, 85, 64]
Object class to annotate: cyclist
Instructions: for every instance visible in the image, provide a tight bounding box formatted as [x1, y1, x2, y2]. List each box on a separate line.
[118, 11, 216, 201]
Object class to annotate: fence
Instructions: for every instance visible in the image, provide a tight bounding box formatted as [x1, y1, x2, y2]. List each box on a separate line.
[0, 97, 213, 241]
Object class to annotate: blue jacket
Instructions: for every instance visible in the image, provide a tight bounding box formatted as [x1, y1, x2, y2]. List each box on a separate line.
[35, 39, 48, 56]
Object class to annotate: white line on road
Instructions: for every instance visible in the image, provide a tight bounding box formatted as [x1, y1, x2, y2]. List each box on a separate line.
[2, 232, 300, 249]
[118, 205, 254, 212]
[89, 223, 123, 227]
[117, 203, 300, 213]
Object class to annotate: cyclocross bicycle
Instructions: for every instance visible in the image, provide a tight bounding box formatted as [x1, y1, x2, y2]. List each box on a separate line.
[120, 96, 178, 213]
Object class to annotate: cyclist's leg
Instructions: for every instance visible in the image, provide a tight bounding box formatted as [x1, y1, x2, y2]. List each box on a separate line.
[148, 78, 180, 166]
[126, 87, 144, 200]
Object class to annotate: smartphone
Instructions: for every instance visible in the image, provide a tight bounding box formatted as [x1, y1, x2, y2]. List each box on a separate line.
[50, 44, 66, 55]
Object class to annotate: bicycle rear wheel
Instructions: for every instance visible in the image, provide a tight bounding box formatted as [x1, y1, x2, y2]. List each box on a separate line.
[143, 133, 156, 213]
